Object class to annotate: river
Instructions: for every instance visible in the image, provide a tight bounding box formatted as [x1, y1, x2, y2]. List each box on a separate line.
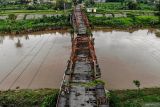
[0, 29, 160, 90]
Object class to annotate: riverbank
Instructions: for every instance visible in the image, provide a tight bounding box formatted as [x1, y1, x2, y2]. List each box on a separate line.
[110, 87, 160, 107]
[1, 87, 160, 107]
[89, 15, 160, 29]
[0, 88, 58, 107]
[155, 29, 160, 37]
[0, 14, 159, 35]
[0, 15, 71, 35]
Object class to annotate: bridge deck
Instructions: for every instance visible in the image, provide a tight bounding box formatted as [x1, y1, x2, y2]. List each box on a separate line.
[56, 4, 109, 107]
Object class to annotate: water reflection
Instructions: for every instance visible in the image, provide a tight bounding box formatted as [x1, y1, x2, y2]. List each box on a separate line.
[15, 39, 22, 48]
[93, 29, 160, 89]
[0, 29, 160, 90]
[0, 31, 71, 90]
[25, 35, 29, 40]
[0, 36, 4, 44]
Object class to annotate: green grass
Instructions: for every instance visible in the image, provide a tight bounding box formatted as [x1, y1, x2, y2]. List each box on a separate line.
[0, 88, 59, 107]
[91, 2, 156, 10]
[89, 15, 159, 28]
[0, 15, 70, 34]
[0, 3, 72, 11]
[0, 9, 71, 15]
[88, 2, 157, 14]
[0, 4, 55, 10]
[91, 9, 157, 15]
[93, 2, 123, 10]
[110, 88, 160, 107]
[139, 3, 156, 10]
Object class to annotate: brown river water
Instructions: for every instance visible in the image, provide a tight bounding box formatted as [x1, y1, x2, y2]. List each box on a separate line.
[0, 29, 160, 90]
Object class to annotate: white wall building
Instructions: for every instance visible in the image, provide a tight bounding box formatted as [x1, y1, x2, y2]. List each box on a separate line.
[94, 0, 106, 3]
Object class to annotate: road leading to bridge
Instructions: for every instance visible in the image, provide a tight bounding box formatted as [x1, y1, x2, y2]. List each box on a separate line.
[56, 4, 109, 107]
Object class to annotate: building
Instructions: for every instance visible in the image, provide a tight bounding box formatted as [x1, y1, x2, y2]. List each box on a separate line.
[94, 0, 106, 3]
[86, 8, 97, 12]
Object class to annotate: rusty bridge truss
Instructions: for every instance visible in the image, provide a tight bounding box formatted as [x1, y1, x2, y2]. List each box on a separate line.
[56, 4, 109, 107]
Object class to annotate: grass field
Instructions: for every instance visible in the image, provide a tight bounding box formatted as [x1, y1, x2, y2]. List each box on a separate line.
[0, 15, 70, 34]
[92, 2, 156, 10]
[110, 88, 160, 107]
[0, 9, 71, 15]
[91, 9, 157, 15]
[89, 2, 157, 14]
[89, 15, 159, 28]
[0, 89, 58, 107]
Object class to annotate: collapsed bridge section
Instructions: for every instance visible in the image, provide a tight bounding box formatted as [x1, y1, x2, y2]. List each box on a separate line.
[56, 4, 109, 107]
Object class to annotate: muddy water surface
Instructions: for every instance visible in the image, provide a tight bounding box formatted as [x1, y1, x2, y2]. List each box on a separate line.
[0, 31, 71, 90]
[93, 29, 160, 89]
[0, 29, 160, 90]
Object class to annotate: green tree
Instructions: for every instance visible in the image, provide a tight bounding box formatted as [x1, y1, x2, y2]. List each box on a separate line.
[19, 0, 28, 4]
[133, 80, 141, 97]
[133, 80, 140, 90]
[127, 1, 138, 10]
[8, 14, 17, 21]
[56, 0, 66, 10]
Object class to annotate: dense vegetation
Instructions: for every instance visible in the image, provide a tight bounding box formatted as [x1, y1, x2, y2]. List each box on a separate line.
[84, 1, 159, 15]
[0, 0, 72, 10]
[110, 88, 160, 107]
[89, 15, 159, 28]
[0, 89, 59, 107]
[1, 87, 160, 107]
[0, 9, 71, 15]
[0, 4, 55, 10]
[84, 0, 160, 29]
[0, 15, 70, 34]
[90, 2, 156, 10]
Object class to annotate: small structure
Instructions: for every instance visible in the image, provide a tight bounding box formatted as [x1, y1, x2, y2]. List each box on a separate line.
[86, 8, 97, 13]
[94, 0, 106, 3]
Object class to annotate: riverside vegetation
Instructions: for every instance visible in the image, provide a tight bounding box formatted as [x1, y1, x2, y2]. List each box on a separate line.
[0, 0, 72, 34]
[88, 15, 159, 28]
[85, 1, 160, 29]
[0, 1, 160, 107]
[110, 88, 160, 107]
[1, 86, 160, 107]
[0, 15, 70, 34]
[0, 1, 160, 34]
[0, 89, 58, 107]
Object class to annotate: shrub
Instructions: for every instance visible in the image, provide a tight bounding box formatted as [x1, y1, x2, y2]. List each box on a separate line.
[8, 14, 17, 20]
